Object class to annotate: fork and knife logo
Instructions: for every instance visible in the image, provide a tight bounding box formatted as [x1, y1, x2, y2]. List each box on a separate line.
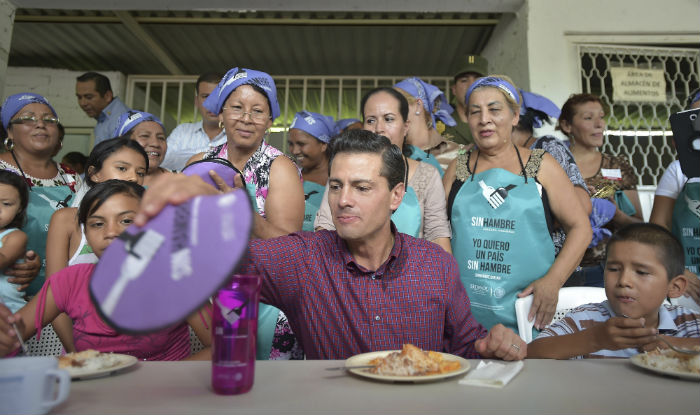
[478, 180, 517, 210]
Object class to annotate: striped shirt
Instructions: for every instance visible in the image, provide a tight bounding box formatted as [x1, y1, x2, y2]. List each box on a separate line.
[238, 227, 488, 359]
[536, 300, 700, 359]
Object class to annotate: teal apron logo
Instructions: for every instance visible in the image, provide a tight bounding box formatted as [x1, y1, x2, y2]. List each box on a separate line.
[302, 181, 325, 232]
[672, 182, 700, 274]
[478, 180, 517, 209]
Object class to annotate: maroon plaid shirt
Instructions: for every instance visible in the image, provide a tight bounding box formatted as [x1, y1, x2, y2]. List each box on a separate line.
[239, 228, 488, 359]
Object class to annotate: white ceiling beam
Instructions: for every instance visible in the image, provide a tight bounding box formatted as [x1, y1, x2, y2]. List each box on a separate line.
[113, 10, 183, 75]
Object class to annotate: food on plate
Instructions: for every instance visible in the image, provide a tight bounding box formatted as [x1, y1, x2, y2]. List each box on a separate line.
[368, 344, 461, 376]
[637, 347, 700, 374]
[58, 349, 124, 372]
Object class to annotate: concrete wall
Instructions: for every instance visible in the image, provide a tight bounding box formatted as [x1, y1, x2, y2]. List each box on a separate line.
[3, 67, 126, 129]
[481, 3, 530, 90]
[525, 0, 700, 108]
[0, 0, 16, 99]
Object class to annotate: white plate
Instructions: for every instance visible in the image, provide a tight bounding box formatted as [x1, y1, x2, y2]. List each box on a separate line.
[630, 353, 700, 381]
[344, 350, 470, 383]
[62, 353, 138, 380]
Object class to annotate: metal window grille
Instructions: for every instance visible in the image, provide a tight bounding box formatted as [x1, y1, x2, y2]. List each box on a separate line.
[126, 75, 452, 153]
[577, 44, 700, 186]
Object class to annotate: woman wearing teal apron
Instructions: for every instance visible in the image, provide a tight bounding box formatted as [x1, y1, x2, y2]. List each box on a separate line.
[650, 159, 700, 310]
[1, 93, 81, 297]
[287, 111, 337, 232]
[187, 67, 304, 359]
[444, 76, 591, 336]
[314, 87, 452, 252]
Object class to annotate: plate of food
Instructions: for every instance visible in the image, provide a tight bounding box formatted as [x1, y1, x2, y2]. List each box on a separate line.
[58, 349, 138, 380]
[630, 348, 700, 381]
[344, 344, 470, 383]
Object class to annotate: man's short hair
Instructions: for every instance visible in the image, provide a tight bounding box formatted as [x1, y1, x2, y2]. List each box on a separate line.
[328, 129, 405, 190]
[76, 72, 113, 96]
[196, 72, 224, 94]
[606, 223, 685, 280]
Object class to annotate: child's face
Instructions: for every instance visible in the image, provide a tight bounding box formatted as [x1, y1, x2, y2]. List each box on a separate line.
[84, 193, 140, 258]
[90, 148, 147, 186]
[604, 240, 672, 325]
[0, 184, 21, 229]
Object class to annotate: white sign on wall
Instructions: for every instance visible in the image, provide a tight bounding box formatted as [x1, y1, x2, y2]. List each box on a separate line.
[610, 67, 666, 103]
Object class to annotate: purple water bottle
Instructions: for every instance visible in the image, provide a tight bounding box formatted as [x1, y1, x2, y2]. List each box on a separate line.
[212, 274, 261, 395]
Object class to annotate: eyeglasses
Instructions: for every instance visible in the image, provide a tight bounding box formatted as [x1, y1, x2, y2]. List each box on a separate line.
[221, 106, 270, 123]
[9, 115, 60, 126]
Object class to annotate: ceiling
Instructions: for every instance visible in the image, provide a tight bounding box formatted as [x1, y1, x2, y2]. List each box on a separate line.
[9, 9, 505, 77]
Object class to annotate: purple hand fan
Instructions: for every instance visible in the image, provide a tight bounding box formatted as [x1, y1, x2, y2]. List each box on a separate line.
[90, 185, 252, 333]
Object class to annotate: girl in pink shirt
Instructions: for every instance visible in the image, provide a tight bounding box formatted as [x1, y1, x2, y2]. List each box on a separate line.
[0, 180, 212, 360]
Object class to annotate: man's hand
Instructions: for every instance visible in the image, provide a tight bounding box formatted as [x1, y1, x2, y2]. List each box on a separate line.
[0, 303, 24, 357]
[591, 317, 658, 351]
[6, 250, 40, 291]
[474, 324, 527, 361]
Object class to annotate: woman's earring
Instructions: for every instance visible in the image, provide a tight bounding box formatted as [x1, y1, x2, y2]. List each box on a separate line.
[415, 111, 421, 115]
[3, 137, 14, 151]
[218, 121, 224, 130]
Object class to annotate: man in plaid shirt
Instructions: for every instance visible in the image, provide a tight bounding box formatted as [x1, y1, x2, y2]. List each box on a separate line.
[135, 130, 527, 360]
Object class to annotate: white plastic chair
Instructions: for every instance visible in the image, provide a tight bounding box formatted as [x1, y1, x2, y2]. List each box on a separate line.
[515, 287, 607, 343]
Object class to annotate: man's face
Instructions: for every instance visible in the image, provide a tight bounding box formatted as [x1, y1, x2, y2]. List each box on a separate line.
[195, 81, 220, 124]
[327, 152, 403, 243]
[451, 73, 481, 109]
[76, 80, 112, 119]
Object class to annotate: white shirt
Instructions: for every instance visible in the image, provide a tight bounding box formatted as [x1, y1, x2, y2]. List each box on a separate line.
[160, 120, 227, 171]
[655, 160, 700, 199]
[536, 301, 700, 359]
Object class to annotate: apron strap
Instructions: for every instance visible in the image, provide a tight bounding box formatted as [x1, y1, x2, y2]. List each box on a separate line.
[9, 150, 32, 190]
[9, 150, 74, 193]
[471, 144, 528, 183]
[513, 145, 528, 184]
[402, 155, 409, 187]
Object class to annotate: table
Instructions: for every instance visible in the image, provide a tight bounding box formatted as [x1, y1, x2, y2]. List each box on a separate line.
[53, 359, 698, 415]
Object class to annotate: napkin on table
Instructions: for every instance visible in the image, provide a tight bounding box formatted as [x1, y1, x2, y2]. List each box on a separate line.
[458, 360, 524, 388]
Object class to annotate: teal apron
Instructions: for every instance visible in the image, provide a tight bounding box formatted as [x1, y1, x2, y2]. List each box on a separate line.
[243, 182, 285, 359]
[23, 185, 74, 296]
[302, 181, 325, 232]
[392, 186, 422, 237]
[671, 182, 699, 274]
[409, 145, 444, 177]
[451, 153, 555, 337]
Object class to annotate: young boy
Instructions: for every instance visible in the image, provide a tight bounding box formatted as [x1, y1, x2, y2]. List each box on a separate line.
[528, 223, 700, 359]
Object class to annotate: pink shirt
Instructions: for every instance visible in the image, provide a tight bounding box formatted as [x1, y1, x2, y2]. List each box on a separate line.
[36, 263, 190, 361]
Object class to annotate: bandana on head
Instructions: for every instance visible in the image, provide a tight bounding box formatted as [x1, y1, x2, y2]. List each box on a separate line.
[465, 76, 521, 108]
[335, 118, 361, 132]
[394, 77, 457, 129]
[203, 67, 281, 121]
[290, 111, 338, 144]
[113, 110, 164, 137]
[1, 93, 58, 129]
[691, 90, 700, 107]
[519, 89, 561, 128]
